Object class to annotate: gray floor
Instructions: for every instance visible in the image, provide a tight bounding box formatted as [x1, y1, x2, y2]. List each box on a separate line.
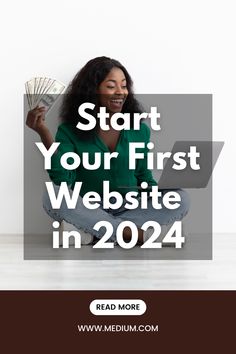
[0, 233, 235, 290]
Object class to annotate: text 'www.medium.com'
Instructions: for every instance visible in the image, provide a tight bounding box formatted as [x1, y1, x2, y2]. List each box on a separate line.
[77, 324, 159, 333]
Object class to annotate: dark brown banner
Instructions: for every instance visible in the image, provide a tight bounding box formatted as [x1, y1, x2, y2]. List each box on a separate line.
[0, 291, 235, 352]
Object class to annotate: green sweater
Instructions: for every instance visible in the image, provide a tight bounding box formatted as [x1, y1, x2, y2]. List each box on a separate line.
[49, 122, 157, 197]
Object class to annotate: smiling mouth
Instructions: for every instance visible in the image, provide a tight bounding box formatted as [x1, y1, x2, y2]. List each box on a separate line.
[110, 98, 125, 105]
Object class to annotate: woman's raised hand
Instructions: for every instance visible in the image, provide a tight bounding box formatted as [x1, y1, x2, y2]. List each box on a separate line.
[26, 106, 48, 135]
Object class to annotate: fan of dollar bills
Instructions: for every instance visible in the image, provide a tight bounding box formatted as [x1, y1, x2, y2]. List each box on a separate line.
[25, 77, 66, 112]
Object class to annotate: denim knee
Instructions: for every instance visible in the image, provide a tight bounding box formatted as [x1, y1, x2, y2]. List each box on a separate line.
[177, 189, 190, 218]
[42, 186, 63, 222]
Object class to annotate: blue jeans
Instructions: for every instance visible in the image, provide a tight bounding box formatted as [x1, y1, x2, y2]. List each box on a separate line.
[43, 185, 190, 241]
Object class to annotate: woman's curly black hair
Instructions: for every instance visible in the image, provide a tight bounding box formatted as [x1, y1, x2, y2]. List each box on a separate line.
[60, 56, 143, 138]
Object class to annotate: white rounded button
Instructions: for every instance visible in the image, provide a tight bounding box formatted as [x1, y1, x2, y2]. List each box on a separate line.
[89, 299, 146, 316]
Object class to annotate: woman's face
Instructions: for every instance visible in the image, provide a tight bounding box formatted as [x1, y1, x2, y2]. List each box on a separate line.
[97, 67, 128, 113]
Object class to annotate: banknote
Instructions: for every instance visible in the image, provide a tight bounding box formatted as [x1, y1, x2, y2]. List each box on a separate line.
[25, 77, 66, 112]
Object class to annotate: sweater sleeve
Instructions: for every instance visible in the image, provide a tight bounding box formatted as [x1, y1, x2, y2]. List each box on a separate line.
[134, 123, 157, 186]
[47, 124, 77, 187]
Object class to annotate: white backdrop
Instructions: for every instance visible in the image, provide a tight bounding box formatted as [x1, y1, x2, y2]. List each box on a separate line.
[0, 0, 235, 233]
